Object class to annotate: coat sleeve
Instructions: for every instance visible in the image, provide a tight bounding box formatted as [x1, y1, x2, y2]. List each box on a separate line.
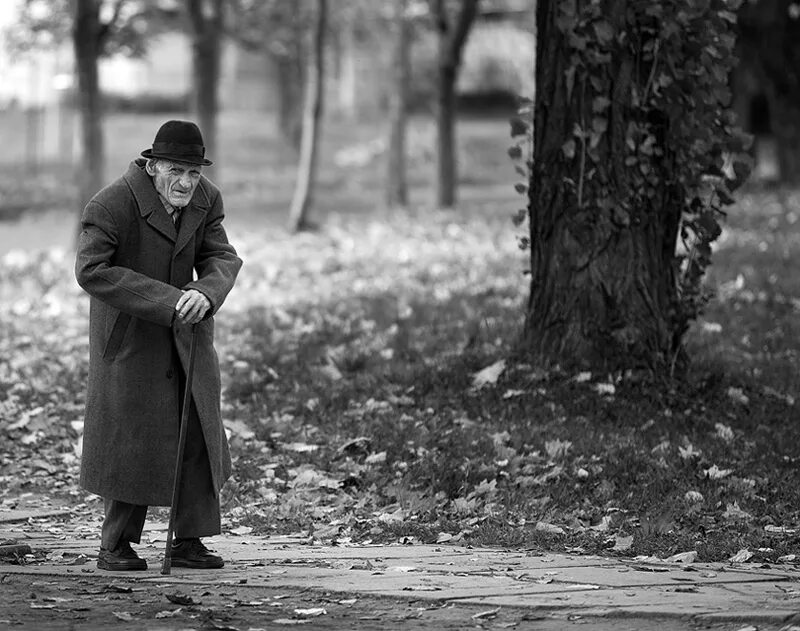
[183, 190, 243, 315]
[75, 200, 183, 327]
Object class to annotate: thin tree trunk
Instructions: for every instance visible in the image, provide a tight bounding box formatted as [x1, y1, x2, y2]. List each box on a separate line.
[387, 0, 410, 208]
[336, 18, 357, 118]
[73, 0, 105, 243]
[772, 98, 800, 184]
[525, 0, 682, 371]
[187, 0, 223, 182]
[433, 0, 479, 209]
[288, 0, 327, 233]
[274, 53, 304, 151]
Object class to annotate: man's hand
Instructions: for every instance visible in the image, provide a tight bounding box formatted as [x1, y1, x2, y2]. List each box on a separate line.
[175, 289, 211, 325]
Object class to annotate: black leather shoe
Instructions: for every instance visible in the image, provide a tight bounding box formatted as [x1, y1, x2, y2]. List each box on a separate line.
[97, 541, 147, 571]
[170, 538, 224, 569]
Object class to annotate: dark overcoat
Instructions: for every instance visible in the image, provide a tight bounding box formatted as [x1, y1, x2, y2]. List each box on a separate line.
[75, 159, 242, 506]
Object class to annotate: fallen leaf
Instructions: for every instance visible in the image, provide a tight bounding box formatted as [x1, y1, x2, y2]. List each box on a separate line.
[678, 444, 701, 459]
[765, 525, 797, 535]
[294, 607, 327, 617]
[714, 422, 734, 442]
[155, 608, 183, 618]
[723, 501, 752, 522]
[471, 607, 501, 619]
[728, 549, 753, 563]
[472, 359, 506, 389]
[565, 583, 600, 590]
[704, 465, 733, 480]
[535, 521, 565, 535]
[544, 439, 572, 459]
[684, 490, 704, 503]
[612, 535, 634, 552]
[112, 611, 134, 621]
[166, 592, 197, 606]
[727, 387, 749, 405]
[665, 551, 697, 564]
[229, 525, 254, 536]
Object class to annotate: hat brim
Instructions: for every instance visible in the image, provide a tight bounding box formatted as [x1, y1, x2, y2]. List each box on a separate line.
[141, 149, 213, 167]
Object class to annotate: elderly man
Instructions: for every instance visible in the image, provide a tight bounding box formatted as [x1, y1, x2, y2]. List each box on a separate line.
[75, 120, 242, 571]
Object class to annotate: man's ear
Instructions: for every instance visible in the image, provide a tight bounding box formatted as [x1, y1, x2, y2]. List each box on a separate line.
[145, 159, 158, 176]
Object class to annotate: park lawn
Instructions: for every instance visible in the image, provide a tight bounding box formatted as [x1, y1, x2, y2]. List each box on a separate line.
[207, 186, 800, 563]
[0, 109, 798, 563]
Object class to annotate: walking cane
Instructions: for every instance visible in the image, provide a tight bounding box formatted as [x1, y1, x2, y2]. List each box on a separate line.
[162, 324, 198, 575]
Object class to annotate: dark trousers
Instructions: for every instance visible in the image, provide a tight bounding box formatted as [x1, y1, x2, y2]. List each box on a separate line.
[101, 373, 221, 550]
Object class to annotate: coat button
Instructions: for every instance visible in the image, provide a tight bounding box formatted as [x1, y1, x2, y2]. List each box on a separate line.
[166, 368, 174, 379]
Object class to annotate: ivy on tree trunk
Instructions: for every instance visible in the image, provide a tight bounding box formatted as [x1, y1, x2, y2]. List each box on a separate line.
[516, 0, 750, 373]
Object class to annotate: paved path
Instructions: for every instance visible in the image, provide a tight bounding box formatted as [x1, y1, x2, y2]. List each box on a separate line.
[2, 510, 800, 629]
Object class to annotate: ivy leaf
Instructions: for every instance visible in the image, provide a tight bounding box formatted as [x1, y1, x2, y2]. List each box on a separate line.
[592, 96, 611, 113]
[562, 139, 577, 160]
[564, 65, 576, 101]
[508, 145, 523, 160]
[592, 117, 608, 134]
[593, 20, 614, 44]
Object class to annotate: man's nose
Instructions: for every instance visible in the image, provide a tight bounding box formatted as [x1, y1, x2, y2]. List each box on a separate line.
[178, 173, 192, 187]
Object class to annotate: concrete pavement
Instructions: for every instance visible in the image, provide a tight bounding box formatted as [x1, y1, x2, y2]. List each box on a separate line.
[2, 510, 800, 626]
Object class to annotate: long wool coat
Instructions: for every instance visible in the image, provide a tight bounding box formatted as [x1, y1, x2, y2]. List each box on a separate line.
[75, 159, 242, 506]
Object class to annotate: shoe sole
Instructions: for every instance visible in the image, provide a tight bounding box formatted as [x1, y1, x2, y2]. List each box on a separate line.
[97, 559, 147, 571]
[169, 559, 224, 569]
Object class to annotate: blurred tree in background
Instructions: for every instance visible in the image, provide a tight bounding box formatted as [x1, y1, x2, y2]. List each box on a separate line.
[431, 0, 480, 209]
[735, 0, 800, 183]
[288, 0, 327, 233]
[187, 0, 224, 183]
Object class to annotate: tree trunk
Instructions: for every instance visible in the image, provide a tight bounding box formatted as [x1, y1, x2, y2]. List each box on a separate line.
[736, 0, 800, 184]
[187, 0, 223, 182]
[73, 0, 105, 242]
[274, 52, 304, 151]
[524, 0, 682, 372]
[770, 95, 800, 184]
[433, 0, 479, 209]
[386, 0, 410, 208]
[288, 0, 327, 233]
[336, 17, 357, 119]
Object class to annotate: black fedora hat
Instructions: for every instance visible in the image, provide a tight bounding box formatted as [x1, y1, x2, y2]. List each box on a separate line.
[140, 120, 213, 166]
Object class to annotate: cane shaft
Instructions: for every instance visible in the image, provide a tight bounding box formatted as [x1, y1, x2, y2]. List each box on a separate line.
[161, 325, 199, 575]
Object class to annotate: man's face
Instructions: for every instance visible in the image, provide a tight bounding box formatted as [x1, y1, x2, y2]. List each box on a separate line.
[147, 159, 202, 208]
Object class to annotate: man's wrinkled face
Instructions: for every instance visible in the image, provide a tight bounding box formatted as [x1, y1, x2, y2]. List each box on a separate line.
[147, 159, 202, 208]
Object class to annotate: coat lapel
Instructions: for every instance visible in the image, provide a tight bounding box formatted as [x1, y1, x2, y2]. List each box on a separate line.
[124, 160, 177, 243]
[174, 179, 210, 257]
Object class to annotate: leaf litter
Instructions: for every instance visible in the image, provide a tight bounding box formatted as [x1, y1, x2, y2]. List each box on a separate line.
[0, 203, 799, 568]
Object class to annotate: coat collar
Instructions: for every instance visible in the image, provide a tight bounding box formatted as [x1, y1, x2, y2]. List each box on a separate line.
[124, 159, 209, 255]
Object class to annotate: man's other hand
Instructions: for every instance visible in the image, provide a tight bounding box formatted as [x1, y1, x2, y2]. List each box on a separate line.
[175, 289, 210, 325]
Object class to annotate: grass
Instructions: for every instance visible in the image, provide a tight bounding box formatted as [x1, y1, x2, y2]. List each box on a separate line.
[0, 110, 798, 564]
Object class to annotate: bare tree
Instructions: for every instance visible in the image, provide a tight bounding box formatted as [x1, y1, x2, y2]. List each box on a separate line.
[288, 0, 328, 232]
[386, 0, 411, 208]
[186, 0, 224, 182]
[431, 0, 479, 208]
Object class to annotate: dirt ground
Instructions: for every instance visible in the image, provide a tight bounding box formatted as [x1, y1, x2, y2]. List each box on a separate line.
[0, 568, 787, 631]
